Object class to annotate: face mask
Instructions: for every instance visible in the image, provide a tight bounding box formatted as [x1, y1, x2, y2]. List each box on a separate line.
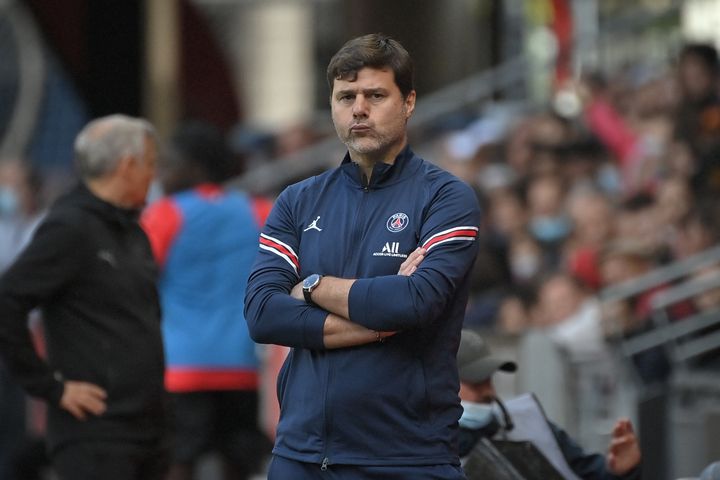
[530, 215, 571, 243]
[0, 187, 20, 217]
[460, 400, 499, 431]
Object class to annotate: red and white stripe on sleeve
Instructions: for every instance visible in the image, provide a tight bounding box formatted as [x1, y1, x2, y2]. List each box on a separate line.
[259, 233, 299, 274]
[421, 226, 478, 252]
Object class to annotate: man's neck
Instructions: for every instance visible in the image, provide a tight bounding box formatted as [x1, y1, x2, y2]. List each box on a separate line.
[86, 178, 134, 209]
[348, 141, 407, 183]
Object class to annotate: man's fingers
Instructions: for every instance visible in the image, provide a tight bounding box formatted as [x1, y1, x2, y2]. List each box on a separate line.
[67, 403, 87, 421]
[398, 247, 426, 275]
[60, 381, 108, 420]
[608, 435, 633, 452]
[82, 383, 108, 400]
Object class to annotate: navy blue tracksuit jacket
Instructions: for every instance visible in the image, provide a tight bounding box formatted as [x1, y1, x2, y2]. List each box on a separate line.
[244, 146, 481, 469]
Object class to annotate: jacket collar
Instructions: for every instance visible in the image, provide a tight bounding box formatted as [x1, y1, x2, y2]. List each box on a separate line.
[339, 145, 419, 189]
[58, 183, 141, 227]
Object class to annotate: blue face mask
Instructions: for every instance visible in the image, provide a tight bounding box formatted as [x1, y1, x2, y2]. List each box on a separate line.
[459, 400, 498, 430]
[0, 187, 19, 217]
[530, 215, 571, 243]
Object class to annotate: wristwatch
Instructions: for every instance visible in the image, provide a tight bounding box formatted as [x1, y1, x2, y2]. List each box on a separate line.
[302, 274, 323, 305]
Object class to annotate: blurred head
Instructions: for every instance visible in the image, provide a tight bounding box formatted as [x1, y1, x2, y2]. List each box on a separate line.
[488, 187, 527, 238]
[0, 158, 43, 217]
[527, 174, 570, 244]
[678, 43, 719, 102]
[457, 329, 517, 403]
[327, 33, 414, 100]
[567, 188, 613, 248]
[160, 120, 237, 194]
[691, 266, 720, 313]
[508, 234, 543, 283]
[75, 115, 157, 208]
[655, 176, 693, 226]
[672, 199, 720, 259]
[614, 192, 661, 251]
[533, 273, 588, 327]
[599, 241, 656, 286]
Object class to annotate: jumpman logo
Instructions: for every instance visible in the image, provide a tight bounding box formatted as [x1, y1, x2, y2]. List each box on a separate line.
[303, 216, 323, 232]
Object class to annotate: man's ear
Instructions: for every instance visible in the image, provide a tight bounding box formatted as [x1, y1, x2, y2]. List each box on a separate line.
[404, 90, 417, 119]
[115, 154, 135, 179]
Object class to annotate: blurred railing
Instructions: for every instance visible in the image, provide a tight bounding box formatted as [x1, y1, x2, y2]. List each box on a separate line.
[597, 243, 720, 480]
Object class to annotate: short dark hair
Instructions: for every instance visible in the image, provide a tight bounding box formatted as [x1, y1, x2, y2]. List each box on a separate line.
[680, 43, 720, 75]
[326, 33, 414, 98]
[169, 120, 237, 183]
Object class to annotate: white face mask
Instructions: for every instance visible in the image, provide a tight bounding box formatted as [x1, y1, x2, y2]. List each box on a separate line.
[459, 400, 498, 430]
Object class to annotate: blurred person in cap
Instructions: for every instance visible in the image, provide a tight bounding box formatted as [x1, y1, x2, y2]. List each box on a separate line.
[457, 328, 641, 480]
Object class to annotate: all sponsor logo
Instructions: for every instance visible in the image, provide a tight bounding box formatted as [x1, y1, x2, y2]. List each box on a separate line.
[372, 241, 407, 258]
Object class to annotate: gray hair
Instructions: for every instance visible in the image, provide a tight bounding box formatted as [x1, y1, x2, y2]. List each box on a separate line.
[74, 114, 156, 179]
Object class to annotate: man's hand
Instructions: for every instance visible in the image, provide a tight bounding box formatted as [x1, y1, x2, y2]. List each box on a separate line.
[606, 418, 641, 475]
[398, 247, 425, 276]
[60, 381, 107, 421]
[290, 281, 303, 301]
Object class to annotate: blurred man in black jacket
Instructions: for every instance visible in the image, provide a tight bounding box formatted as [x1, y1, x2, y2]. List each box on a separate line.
[0, 115, 168, 480]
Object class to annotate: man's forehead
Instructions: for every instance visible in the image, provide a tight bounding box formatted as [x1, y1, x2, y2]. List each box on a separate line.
[332, 67, 396, 90]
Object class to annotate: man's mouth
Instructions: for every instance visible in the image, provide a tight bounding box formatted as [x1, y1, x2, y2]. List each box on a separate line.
[350, 124, 371, 133]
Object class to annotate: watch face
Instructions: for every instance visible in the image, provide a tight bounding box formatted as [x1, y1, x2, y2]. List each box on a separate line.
[303, 274, 321, 290]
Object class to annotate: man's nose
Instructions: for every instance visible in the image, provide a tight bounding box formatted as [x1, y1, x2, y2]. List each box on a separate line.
[352, 95, 369, 117]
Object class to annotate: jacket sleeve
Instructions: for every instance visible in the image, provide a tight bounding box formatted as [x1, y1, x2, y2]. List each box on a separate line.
[243, 188, 327, 348]
[348, 178, 481, 331]
[0, 217, 85, 405]
[551, 422, 641, 480]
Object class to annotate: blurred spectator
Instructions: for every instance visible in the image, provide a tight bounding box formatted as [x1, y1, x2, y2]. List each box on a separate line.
[274, 122, 327, 158]
[675, 43, 720, 196]
[670, 198, 720, 261]
[0, 159, 46, 271]
[487, 185, 528, 241]
[563, 187, 614, 291]
[532, 273, 606, 357]
[526, 173, 570, 267]
[0, 158, 48, 480]
[508, 233, 544, 286]
[142, 121, 272, 480]
[598, 241, 695, 385]
[613, 192, 666, 260]
[495, 288, 535, 335]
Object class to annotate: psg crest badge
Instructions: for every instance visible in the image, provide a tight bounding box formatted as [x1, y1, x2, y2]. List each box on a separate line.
[386, 213, 409, 233]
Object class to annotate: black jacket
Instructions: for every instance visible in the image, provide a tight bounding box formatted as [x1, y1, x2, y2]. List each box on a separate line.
[0, 183, 166, 451]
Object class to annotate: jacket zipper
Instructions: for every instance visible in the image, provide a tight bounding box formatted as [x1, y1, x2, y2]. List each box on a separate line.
[321, 346, 333, 472]
[345, 184, 369, 273]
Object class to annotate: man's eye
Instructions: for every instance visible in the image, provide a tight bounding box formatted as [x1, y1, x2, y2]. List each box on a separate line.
[339, 95, 354, 102]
